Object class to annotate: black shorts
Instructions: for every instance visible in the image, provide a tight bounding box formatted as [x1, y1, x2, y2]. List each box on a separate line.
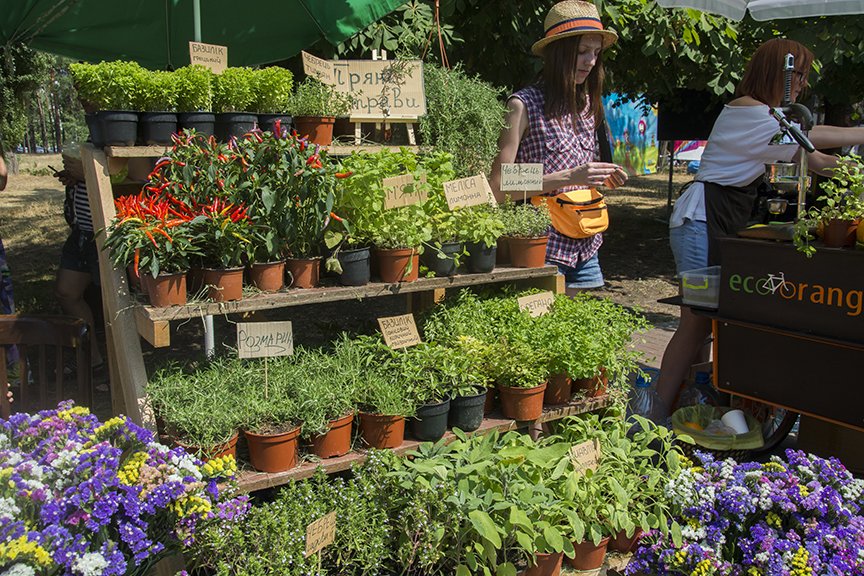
[59, 228, 101, 286]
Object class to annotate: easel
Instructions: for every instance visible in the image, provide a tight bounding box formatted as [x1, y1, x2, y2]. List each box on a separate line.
[351, 50, 419, 147]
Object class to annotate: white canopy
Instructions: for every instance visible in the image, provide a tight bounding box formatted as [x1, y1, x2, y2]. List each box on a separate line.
[655, 0, 864, 21]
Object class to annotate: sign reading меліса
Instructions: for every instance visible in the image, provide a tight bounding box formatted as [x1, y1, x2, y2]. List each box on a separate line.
[443, 175, 493, 210]
[331, 60, 425, 119]
[500, 163, 544, 192]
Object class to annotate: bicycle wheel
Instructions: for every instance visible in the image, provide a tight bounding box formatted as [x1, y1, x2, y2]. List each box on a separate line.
[730, 397, 798, 453]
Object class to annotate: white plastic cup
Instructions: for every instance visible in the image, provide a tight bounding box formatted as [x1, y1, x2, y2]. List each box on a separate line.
[721, 409, 749, 435]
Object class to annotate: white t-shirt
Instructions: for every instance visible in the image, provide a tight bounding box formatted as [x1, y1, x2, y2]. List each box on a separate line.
[670, 104, 799, 228]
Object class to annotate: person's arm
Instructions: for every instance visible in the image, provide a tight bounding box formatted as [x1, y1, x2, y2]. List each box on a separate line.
[804, 149, 840, 176]
[489, 98, 625, 203]
[809, 125, 864, 150]
[0, 154, 7, 191]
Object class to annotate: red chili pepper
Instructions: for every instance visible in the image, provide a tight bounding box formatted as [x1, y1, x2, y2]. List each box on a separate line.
[152, 227, 173, 243]
[144, 229, 158, 247]
[335, 171, 352, 179]
[330, 211, 344, 223]
[133, 249, 140, 277]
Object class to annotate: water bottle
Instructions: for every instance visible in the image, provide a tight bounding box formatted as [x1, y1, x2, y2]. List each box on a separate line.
[678, 371, 712, 407]
[628, 369, 666, 424]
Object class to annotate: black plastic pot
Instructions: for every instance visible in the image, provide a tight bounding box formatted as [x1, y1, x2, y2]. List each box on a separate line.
[337, 247, 371, 286]
[85, 112, 105, 148]
[177, 112, 216, 138]
[139, 112, 178, 145]
[448, 391, 487, 432]
[214, 112, 257, 142]
[258, 113, 293, 135]
[410, 397, 451, 441]
[98, 110, 138, 146]
[466, 241, 497, 274]
[421, 241, 463, 277]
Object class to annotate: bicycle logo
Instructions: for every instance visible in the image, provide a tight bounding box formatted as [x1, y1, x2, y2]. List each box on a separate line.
[756, 271, 795, 298]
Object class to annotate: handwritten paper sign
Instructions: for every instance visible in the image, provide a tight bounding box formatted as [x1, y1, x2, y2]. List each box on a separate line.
[237, 322, 294, 359]
[517, 291, 555, 318]
[302, 51, 335, 85]
[501, 163, 544, 192]
[569, 439, 602, 475]
[305, 511, 337, 557]
[331, 60, 425, 119]
[378, 314, 422, 350]
[188, 41, 228, 73]
[443, 174, 493, 210]
[382, 174, 428, 209]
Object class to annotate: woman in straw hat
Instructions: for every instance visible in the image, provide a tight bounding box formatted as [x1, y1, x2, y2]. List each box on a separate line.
[490, 0, 627, 294]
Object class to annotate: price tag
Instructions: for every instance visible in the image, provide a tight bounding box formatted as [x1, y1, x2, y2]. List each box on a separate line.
[569, 439, 601, 475]
[500, 163, 544, 192]
[517, 291, 555, 317]
[188, 41, 228, 73]
[237, 322, 294, 359]
[302, 51, 335, 85]
[378, 314, 422, 349]
[305, 511, 337, 557]
[443, 174, 494, 210]
[382, 174, 428, 209]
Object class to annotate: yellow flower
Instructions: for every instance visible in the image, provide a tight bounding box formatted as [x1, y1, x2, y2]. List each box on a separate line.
[789, 547, 811, 576]
[202, 454, 237, 478]
[117, 451, 149, 485]
[172, 494, 213, 517]
[691, 559, 713, 576]
[0, 535, 53, 567]
[747, 567, 763, 576]
[766, 512, 783, 528]
[84, 416, 126, 448]
[798, 484, 810, 497]
[56, 406, 90, 421]
[761, 462, 786, 473]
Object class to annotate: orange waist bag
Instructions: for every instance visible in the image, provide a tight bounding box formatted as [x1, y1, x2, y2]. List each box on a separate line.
[531, 188, 609, 239]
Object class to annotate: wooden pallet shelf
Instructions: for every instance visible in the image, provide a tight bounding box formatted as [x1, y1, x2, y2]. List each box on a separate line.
[235, 395, 610, 493]
[103, 144, 418, 159]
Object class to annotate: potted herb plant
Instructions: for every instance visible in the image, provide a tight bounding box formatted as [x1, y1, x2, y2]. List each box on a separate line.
[174, 64, 215, 136]
[288, 76, 354, 146]
[460, 204, 505, 273]
[794, 153, 864, 254]
[212, 66, 257, 141]
[70, 60, 145, 146]
[397, 344, 451, 442]
[138, 69, 179, 145]
[252, 66, 294, 134]
[443, 337, 491, 432]
[500, 199, 551, 268]
[192, 197, 254, 302]
[488, 338, 547, 421]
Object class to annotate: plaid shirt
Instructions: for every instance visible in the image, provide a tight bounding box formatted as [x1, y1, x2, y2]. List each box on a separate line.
[512, 85, 603, 268]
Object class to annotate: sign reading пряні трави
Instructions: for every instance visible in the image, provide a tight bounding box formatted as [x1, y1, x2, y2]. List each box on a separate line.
[189, 42, 228, 73]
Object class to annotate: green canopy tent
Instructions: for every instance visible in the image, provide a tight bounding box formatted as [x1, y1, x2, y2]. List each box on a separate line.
[0, 0, 407, 68]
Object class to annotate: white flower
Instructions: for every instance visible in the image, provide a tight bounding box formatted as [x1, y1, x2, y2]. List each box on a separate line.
[71, 552, 109, 576]
[0, 496, 21, 521]
[4, 563, 37, 576]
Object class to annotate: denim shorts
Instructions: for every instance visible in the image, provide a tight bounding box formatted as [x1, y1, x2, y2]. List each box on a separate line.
[554, 253, 604, 289]
[60, 228, 101, 286]
[669, 219, 708, 275]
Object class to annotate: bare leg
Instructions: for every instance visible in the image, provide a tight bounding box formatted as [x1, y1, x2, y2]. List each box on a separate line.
[655, 306, 712, 416]
[55, 268, 104, 366]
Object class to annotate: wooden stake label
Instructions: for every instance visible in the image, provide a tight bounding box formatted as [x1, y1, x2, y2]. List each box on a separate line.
[305, 511, 337, 557]
[443, 174, 493, 210]
[301, 51, 335, 85]
[501, 163, 544, 192]
[188, 42, 228, 73]
[237, 321, 294, 359]
[382, 174, 428, 209]
[569, 439, 601, 475]
[517, 291, 555, 317]
[378, 314, 421, 349]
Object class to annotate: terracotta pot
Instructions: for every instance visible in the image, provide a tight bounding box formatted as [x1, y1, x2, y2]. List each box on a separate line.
[358, 412, 405, 449]
[822, 218, 857, 248]
[127, 264, 145, 294]
[310, 412, 354, 458]
[244, 426, 301, 473]
[567, 536, 610, 571]
[508, 236, 548, 268]
[285, 257, 321, 289]
[146, 272, 187, 307]
[203, 267, 244, 302]
[572, 368, 608, 398]
[544, 373, 572, 405]
[248, 260, 285, 292]
[174, 431, 239, 462]
[609, 527, 644, 553]
[293, 115, 336, 146]
[496, 236, 511, 265]
[522, 551, 563, 576]
[498, 382, 547, 421]
[187, 267, 205, 296]
[375, 247, 419, 283]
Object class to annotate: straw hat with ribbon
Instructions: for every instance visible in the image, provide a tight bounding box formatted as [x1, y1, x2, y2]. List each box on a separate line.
[531, 0, 618, 56]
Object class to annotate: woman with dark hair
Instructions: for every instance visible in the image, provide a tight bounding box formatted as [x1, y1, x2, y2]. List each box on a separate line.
[654, 38, 864, 419]
[490, 0, 627, 295]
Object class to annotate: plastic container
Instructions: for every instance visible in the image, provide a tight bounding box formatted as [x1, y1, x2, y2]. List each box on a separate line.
[680, 265, 721, 309]
[678, 371, 711, 407]
[628, 369, 666, 424]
